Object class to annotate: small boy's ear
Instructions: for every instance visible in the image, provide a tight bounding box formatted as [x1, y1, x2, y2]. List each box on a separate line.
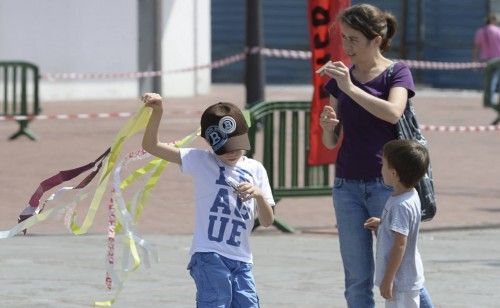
[390, 168, 397, 177]
[392, 169, 401, 183]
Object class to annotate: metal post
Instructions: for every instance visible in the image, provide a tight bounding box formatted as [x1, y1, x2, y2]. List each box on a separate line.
[415, 0, 425, 83]
[400, 0, 408, 59]
[245, 0, 265, 108]
[138, 0, 162, 95]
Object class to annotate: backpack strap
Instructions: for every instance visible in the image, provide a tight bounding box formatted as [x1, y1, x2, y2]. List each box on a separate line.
[385, 62, 397, 85]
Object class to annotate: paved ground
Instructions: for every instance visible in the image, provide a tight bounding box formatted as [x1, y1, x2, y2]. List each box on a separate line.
[1, 84, 500, 307]
[1, 84, 499, 235]
[1, 229, 499, 307]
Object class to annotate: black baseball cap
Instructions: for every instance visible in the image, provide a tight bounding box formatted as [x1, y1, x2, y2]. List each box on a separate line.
[200, 102, 250, 155]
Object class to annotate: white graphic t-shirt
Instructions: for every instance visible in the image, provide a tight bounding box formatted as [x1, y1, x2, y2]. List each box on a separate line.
[179, 148, 274, 264]
[375, 189, 424, 292]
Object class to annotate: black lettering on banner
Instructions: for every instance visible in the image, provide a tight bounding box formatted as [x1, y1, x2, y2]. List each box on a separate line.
[311, 5, 332, 99]
[311, 6, 330, 27]
[314, 33, 329, 49]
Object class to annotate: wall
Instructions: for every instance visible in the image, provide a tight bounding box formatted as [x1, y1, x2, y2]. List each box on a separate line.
[211, 0, 491, 90]
[0, 0, 211, 101]
[0, 0, 137, 101]
[162, 0, 211, 96]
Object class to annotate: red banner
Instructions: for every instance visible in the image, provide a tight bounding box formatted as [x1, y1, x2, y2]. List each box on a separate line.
[307, 0, 350, 165]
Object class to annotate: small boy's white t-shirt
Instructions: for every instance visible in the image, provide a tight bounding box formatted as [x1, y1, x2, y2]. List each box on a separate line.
[179, 148, 274, 264]
[375, 189, 425, 292]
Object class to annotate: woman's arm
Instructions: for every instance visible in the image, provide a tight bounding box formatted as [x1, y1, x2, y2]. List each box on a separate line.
[320, 96, 341, 149]
[321, 61, 408, 124]
[141, 93, 182, 165]
[346, 86, 408, 124]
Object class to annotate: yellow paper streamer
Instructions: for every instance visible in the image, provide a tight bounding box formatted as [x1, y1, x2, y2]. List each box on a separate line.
[70, 107, 151, 235]
[94, 129, 199, 306]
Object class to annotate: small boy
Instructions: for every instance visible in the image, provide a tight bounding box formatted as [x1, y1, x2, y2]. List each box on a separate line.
[141, 93, 275, 307]
[364, 139, 429, 308]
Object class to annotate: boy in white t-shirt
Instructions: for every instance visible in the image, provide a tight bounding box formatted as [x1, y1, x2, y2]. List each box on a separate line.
[141, 93, 275, 307]
[364, 140, 429, 308]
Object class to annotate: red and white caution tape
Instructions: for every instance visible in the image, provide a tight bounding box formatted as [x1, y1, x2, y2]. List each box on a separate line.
[252, 47, 486, 70]
[0, 112, 133, 121]
[39, 47, 486, 81]
[419, 124, 500, 132]
[41, 52, 246, 81]
[0, 110, 202, 121]
[1, 110, 499, 132]
[398, 59, 486, 70]
[248, 47, 312, 60]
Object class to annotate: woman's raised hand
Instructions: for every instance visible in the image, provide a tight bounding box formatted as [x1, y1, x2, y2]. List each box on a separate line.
[316, 61, 353, 93]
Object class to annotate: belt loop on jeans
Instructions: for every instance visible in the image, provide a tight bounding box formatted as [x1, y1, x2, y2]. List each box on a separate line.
[336, 177, 383, 184]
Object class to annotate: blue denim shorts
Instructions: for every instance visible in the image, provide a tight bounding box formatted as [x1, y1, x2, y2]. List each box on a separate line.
[187, 252, 259, 308]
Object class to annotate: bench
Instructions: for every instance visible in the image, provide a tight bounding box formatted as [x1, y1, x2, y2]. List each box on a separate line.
[246, 101, 334, 232]
[483, 59, 500, 125]
[0, 61, 41, 140]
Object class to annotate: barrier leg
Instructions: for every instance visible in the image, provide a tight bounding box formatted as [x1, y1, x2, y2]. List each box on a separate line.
[253, 217, 295, 233]
[491, 106, 500, 125]
[272, 217, 295, 233]
[9, 120, 37, 141]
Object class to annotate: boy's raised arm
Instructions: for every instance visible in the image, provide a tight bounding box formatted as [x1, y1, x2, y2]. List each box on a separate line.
[141, 93, 182, 165]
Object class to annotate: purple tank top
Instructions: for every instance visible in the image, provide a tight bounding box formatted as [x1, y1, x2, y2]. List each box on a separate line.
[324, 62, 415, 180]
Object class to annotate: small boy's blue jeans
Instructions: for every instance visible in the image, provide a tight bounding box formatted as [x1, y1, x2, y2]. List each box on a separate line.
[187, 252, 259, 308]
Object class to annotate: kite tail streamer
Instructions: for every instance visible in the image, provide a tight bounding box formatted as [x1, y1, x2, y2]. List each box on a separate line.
[0, 187, 92, 239]
[70, 107, 152, 235]
[17, 148, 111, 234]
[94, 130, 199, 306]
[105, 189, 116, 290]
[2, 103, 200, 306]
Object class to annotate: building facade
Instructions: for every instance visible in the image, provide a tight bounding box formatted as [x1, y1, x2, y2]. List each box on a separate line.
[212, 0, 497, 90]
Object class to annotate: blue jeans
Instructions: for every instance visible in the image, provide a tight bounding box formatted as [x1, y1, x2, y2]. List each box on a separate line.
[332, 177, 434, 308]
[187, 252, 259, 308]
[489, 68, 500, 106]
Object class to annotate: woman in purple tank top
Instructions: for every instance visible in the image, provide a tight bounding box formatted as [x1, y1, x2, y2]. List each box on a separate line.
[317, 4, 433, 308]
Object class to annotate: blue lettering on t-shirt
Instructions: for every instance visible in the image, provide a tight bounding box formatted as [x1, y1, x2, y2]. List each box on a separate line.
[215, 166, 230, 186]
[210, 188, 231, 215]
[226, 220, 247, 246]
[207, 215, 247, 247]
[214, 166, 249, 219]
[206, 166, 255, 247]
[234, 197, 250, 220]
[207, 215, 229, 242]
[234, 167, 255, 183]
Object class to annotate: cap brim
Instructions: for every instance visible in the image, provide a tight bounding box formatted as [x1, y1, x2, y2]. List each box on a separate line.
[214, 133, 251, 155]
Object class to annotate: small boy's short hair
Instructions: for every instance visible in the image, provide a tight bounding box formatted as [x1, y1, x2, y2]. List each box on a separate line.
[383, 139, 430, 188]
[201, 102, 250, 155]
